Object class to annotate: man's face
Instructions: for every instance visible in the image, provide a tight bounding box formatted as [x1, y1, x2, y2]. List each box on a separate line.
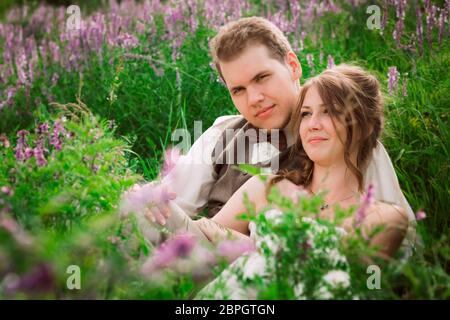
[219, 44, 301, 129]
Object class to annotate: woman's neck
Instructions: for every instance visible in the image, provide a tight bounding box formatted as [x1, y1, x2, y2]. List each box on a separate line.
[309, 160, 360, 205]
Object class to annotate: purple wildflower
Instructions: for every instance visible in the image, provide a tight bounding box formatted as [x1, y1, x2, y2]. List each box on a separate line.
[161, 148, 181, 178]
[48, 41, 60, 63]
[393, 19, 404, 47]
[33, 147, 47, 167]
[141, 232, 197, 273]
[117, 32, 139, 49]
[381, 4, 388, 30]
[4, 263, 55, 296]
[14, 130, 30, 161]
[24, 147, 34, 160]
[306, 54, 315, 72]
[49, 121, 65, 151]
[217, 239, 256, 262]
[388, 66, 400, 94]
[51, 73, 59, 86]
[327, 55, 335, 69]
[355, 184, 375, 225]
[0, 134, 10, 148]
[119, 182, 177, 218]
[1, 186, 13, 196]
[438, 10, 445, 45]
[425, 1, 437, 48]
[415, 210, 427, 221]
[0, 214, 32, 247]
[402, 73, 408, 97]
[416, 6, 424, 55]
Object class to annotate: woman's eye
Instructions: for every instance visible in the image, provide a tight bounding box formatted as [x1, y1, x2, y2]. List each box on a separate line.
[232, 89, 242, 95]
[301, 111, 311, 117]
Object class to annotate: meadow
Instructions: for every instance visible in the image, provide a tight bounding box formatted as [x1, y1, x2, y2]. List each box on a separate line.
[0, 0, 449, 299]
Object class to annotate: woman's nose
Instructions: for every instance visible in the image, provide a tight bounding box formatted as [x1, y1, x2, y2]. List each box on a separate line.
[308, 113, 322, 130]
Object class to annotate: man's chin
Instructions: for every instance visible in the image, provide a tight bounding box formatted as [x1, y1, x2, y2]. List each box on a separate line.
[250, 117, 289, 130]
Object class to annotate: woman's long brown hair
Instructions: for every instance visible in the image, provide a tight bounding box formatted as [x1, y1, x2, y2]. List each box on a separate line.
[268, 64, 384, 194]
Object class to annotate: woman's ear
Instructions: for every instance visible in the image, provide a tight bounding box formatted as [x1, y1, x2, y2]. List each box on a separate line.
[286, 51, 302, 81]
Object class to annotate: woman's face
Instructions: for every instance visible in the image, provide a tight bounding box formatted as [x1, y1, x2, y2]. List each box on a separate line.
[299, 85, 347, 167]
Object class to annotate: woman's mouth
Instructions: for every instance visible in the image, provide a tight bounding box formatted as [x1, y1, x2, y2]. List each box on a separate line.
[308, 137, 328, 144]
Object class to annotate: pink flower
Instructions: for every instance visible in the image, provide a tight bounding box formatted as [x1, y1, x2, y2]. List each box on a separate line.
[415, 210, 427, 221]
[388, 66, 400, 94]
[161, 147, 181, 178]
[117, 32, 139, 49]
[217, 239, 256, 262]
[119, 182, 176, 218]
[14, 130, 30, 161]
[49, 121, 65, 151]
[0, 134, 10, 148]
[327, 55, 335, 69]
[1, 186, 13, 196]
[141, 232, 197, 273]
[355, 184, 375, 225]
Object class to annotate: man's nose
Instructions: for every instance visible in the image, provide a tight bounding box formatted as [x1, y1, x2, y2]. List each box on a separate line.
[247, 86, 264, 106]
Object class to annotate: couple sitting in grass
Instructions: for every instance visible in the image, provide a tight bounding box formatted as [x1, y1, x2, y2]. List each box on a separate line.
[124, 17, 417, 297]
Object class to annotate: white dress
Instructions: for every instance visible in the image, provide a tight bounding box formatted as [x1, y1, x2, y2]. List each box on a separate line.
[195, 209, 350, 300]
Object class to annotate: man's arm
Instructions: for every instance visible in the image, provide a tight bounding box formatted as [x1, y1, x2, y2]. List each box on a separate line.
[164, 115, 243, 216]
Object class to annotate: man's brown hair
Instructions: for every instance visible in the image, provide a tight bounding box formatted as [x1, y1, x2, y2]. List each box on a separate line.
[209, 16, 293, 80]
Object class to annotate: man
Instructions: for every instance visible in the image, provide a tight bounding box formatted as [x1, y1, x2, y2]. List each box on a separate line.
[133, 17, 416, 253]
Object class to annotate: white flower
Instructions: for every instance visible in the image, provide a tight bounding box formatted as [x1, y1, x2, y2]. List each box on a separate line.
[265, 208, 283, 225]
[316, 285, 333, 299]
[294, 282, 306, 299]
[325, 248, 348, 266]
[323, 270, 350, 289]
[242, 253, 266, 280]
[255, 234, 284, 253]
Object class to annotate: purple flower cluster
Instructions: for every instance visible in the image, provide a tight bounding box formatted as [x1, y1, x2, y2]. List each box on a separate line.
[354, 184, 375, 226]
[12, 121, 65, 166]
[141, 232, 197, 273]
[388, 66, 400, 94]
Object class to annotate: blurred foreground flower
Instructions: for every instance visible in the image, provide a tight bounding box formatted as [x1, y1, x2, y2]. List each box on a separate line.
[415, 210, 427, 221]
[354, 184, 375, 226]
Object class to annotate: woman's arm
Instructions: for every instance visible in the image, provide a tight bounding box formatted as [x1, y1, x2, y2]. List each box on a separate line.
[195, 175, 270, 243]
[361, 203, 409, 259]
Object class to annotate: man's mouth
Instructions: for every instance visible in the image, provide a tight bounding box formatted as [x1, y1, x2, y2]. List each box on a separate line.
[256, 104, 275, 118]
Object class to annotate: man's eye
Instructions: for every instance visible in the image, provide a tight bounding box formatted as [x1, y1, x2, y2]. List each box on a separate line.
[232, 89, 242, 95]
[257, 75, 268, 82]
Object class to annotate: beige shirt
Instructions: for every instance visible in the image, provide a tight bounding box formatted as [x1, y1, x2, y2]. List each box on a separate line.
[162, 115, 417, 255]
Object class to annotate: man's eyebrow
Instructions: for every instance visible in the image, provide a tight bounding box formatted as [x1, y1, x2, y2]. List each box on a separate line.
[250, 70, 270, 82]
[229, 70, 270, 92]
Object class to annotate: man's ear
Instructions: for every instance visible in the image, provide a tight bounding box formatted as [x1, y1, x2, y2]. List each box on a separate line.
[286, 51, 302, 81]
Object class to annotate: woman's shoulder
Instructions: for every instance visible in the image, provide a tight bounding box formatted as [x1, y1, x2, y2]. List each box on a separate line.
[367, 200, 409, 228]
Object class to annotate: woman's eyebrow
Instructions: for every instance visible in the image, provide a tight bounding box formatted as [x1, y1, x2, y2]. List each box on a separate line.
[301, 104, 326, 109]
